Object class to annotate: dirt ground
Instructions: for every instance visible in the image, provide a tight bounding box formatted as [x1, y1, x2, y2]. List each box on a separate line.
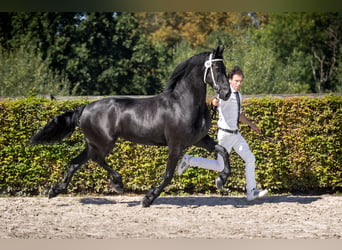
[0, 194, 341, 239]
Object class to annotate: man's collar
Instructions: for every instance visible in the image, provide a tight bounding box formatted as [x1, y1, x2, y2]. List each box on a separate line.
[230, 86, 239, 93]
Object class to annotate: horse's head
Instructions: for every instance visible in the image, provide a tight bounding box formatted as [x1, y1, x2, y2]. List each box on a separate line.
[203, 46, 231, 101]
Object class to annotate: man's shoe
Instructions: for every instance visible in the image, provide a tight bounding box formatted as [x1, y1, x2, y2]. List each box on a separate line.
[177, 154, 191, 175]
[246, 188, 268, 201]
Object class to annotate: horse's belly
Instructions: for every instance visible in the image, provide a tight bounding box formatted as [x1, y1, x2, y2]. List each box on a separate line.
[120, 132, 167, 146]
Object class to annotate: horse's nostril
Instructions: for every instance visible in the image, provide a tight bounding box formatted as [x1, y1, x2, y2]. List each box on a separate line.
[220, 90, 230, 101]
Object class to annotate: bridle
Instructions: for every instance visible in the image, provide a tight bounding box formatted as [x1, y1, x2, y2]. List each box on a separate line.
[203, 53, 224, 89]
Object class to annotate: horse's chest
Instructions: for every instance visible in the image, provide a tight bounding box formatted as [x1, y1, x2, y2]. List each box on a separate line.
[194, 115, 211, 136]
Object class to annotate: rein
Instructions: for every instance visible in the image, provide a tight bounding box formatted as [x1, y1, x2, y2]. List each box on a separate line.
[203, 53, 223, 89]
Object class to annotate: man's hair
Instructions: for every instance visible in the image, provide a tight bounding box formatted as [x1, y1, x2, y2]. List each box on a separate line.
[228, 66, 244, 80]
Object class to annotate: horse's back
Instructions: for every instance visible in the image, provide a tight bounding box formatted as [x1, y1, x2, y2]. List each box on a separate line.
[80, 93, 210, 148]
[80, 96, 170, 146]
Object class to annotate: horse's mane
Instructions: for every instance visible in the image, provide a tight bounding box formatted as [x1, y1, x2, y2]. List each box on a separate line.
[164, 51, 209, 93]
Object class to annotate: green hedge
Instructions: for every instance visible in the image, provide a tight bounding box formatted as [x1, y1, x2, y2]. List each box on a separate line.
[0, 95, 341, 196]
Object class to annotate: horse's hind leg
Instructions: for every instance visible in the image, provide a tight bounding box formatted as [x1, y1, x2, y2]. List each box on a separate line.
[48, 146, 89, 198]
[86, 138, 124, 194]
[93, 157, 124, 194]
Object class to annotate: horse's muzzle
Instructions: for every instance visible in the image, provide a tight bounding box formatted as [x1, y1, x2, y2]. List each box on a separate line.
[218, 88, 231, 101]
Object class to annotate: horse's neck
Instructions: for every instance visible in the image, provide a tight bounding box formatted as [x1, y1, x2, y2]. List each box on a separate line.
[174, 76, 207, 110]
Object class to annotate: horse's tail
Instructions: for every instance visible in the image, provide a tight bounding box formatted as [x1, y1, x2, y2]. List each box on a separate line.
[28, 106, 85, 145]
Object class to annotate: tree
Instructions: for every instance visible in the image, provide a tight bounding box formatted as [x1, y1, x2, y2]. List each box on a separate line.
[254, 12, 342, 93]
[310, 13, 342, 93]
[58, 12, 118, 95]
[107, 13, 170, 95]
[0, 12, 170, 96]
[136, 12, 266, 48]
[223, 33, 311, 95]
[0, 45, 72, 96]
[1, 12, 340, 96]
[0, 12, 15, 48]
[8, 12, 77, 58]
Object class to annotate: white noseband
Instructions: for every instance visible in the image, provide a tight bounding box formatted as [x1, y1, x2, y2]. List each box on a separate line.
[203, 53, 223, 88]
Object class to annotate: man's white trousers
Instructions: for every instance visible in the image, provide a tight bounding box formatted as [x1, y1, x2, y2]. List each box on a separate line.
[188, 130, 256, 192]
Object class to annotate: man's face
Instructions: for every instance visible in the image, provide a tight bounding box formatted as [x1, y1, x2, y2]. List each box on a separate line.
[229, 74, 243, 92]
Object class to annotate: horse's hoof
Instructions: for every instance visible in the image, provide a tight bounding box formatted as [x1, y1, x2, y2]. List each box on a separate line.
[142, 196, 152, 208]
[48, 187, 59, 199]
[215, 177, 224, 190]
[113, 184, 124, 194]
[219, 188, 230, 196]
[110, 177, 124, 194]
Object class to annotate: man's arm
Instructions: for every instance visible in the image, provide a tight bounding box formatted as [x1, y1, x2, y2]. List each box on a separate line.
[212, 98, 260, 133]
[212, 97, 219, 107]
[239, 113, 261, 134]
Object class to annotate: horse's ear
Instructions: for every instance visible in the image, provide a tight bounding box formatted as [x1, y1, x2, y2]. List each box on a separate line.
[214, 45, 225, 57]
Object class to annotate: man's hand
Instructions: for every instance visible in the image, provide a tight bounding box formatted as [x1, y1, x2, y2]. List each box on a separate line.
[239, 113, 261, 134]
[250, 124, 261, 134]
[212, 97, 219, 107]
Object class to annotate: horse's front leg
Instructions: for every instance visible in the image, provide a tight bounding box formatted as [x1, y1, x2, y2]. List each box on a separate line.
[142, 146, 182, 207]
[214, 144, 230, 192]
[195, 135, 231, 191]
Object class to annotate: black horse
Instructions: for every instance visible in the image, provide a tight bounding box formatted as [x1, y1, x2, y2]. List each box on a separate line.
[29, 46, 232, 207]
